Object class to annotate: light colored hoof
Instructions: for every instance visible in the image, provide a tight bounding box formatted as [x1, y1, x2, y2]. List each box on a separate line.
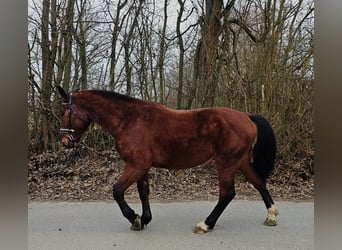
[264, 204, 279, 226]
[130, 215, 143, 231]
[193, 227, 208, 234]
[193, 221, 209, 234]
[264, 218, 277, 226]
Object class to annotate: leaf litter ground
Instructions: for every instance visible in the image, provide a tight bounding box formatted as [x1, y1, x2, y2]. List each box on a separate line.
[28, 148, 313, 202]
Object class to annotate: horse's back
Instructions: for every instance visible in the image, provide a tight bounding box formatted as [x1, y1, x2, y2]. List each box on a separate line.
[146, 107, 256, 169]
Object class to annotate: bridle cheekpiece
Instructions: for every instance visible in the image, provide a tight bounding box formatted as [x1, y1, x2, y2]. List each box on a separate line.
[59, 92, 86, 143]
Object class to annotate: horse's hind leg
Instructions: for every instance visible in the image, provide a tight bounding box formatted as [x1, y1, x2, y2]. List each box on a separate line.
[113, 165, 147, 230]
[137, 173, 152, 227]
[193, 165, 236, 234]
[241, 164, 279, 226]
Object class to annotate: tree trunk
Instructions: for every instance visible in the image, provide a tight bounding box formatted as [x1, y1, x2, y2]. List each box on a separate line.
[193, 0, 223, 107]
[157, 0, 169, 104]
[176, 0, 185, 109]
[109, 0, 129, 90]
[40, 0, 53, 150]
[124, 41, 132, 95]
[203, 0, 223, 107]
[75, 0, 88, 90]
[63, 0, 75, 90]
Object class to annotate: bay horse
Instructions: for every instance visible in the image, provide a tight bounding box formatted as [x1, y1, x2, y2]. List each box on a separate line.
[56, 86, 278, 233]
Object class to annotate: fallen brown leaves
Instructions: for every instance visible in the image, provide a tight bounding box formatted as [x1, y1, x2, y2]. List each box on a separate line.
[28, 148, 314, 202]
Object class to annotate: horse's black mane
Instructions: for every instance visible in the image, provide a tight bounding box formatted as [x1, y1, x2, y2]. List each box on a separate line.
[85, 89, 143, 103]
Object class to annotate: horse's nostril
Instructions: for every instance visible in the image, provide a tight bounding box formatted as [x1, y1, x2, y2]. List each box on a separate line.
[61, 137, 69, 145]
[61, 136, 74, 148]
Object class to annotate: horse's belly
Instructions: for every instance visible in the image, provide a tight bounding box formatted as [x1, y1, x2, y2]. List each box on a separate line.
[152, 143, 213, 170]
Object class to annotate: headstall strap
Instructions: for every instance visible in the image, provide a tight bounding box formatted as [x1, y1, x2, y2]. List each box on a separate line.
[59, 92, 75, 136]
[67, 93, 73, 131]
[59, 92, 87, 141]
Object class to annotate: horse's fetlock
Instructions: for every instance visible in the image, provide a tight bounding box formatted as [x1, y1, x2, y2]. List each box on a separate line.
[141, 214, 152, 225]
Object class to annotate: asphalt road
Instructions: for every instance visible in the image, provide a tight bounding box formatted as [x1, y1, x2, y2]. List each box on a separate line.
[28, 201, 313, 250]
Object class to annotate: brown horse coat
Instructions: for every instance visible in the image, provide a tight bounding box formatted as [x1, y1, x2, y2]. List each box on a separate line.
[57, 87, 278, 233]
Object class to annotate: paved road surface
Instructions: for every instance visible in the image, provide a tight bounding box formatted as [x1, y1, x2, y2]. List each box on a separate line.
[28, 201, 313, 250]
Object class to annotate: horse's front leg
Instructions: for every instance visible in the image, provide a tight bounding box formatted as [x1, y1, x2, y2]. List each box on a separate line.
[137, 173, 152, 228]
[113, 165, 147, 231]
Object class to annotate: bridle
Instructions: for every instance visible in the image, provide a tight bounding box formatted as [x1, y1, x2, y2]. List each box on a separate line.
[59, 92, 87, 144]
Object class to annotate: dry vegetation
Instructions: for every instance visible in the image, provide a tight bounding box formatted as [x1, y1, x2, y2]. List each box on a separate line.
[28, 147, 313, 202]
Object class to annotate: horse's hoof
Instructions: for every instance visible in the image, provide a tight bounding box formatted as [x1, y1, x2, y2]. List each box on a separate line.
[193, 221, 209, 234]
[264, 204, 278, 226]
[130, 215, 144, 231]
[193, 227, 207, 234]
[264, 218, 277, 226]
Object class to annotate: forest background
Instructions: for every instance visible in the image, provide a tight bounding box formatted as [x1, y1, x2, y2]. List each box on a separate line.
[28, 0, 314, 201]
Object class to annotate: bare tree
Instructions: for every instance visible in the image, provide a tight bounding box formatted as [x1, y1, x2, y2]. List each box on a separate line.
[74, 0, 88, 89]
[176, 0, 185, 109]
[156, 0, 169, 104]
[107, 0, 129, 90]
[40, 0, 60, 150]
[123, 1, 144, 95]
[55, 0, 75, 91]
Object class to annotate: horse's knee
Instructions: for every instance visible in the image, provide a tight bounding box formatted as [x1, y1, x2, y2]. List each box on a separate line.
[220, 186, 236, 201]
[138, 188, 149, 201]
[113, 184, 123, 201]
[137, 179, 150, 199]
[253, 182, 266, 191]
[228, 187, 236, 199]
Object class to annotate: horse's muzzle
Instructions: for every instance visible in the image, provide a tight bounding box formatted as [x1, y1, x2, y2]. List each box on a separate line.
[61, 134, 81, 148]
[61, 136, 75, 148]
[60, 128, 80, 148]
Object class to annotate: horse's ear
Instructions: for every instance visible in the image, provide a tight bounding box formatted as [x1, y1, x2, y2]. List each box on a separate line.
[56, 86, 68, 99]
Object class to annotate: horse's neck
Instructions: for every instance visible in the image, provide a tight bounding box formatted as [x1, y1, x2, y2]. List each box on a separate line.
[82, 94, 126, 136]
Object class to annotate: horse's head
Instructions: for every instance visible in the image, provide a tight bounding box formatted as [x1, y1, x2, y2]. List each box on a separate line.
[57, 86, 91, 148]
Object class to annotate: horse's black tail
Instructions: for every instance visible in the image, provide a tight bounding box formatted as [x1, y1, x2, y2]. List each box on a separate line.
[249, 114, 276, 180]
